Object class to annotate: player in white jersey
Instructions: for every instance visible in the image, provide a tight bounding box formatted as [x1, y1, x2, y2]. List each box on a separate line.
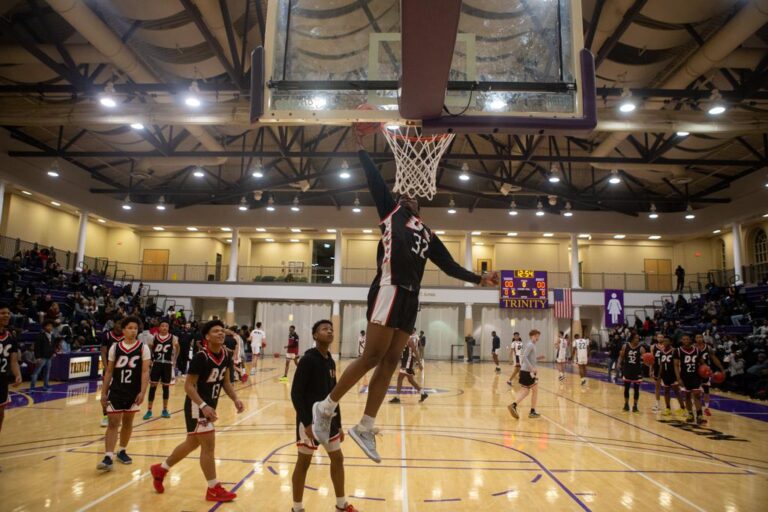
[506, 332, 524, 386]
[571, 334, 590, 386]
[555, 332, 569, 381]
[249, 322, 266, 375]
[357, 330, 366, 357]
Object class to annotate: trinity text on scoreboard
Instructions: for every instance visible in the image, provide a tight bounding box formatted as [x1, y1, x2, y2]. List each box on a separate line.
[499, 270, 549, 309]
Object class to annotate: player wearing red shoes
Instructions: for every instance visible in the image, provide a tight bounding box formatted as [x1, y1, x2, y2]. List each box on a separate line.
[695, 333, 725, 416]
[150, 319, 245, 503]
[143, 319, 179, 420]
[290, 320, 359, 512]
[674, 334, 706, 425]
[0, 304, 22, 444]
[619, 333, 648, 413]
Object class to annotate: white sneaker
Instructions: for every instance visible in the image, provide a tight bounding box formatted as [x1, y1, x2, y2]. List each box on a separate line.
[651, 403, 660, 413]
[348, 425, 381, 463]
[250, 368, 256, 376]
[311, 401, 335, 446]
[100, 416, 108, 428]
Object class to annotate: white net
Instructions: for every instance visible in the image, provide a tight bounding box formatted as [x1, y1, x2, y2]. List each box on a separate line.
[382, 126, 455, 200]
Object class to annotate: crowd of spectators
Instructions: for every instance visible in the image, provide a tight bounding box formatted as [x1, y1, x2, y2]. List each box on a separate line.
[606, 283, 768, 400]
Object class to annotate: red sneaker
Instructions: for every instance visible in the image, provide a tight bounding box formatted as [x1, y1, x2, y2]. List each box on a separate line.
[704, 407, 712, 416]
[336, 504, 359, 512]
[206, 483, 237, 502]
[150, 464, 168, 493]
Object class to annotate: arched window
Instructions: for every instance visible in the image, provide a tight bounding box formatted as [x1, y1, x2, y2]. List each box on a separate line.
[719, 239, 727, 269]
[754, 229, 768, 265]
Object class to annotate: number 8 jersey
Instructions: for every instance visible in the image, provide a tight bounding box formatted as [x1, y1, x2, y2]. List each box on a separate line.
[187, 348, 231, 410]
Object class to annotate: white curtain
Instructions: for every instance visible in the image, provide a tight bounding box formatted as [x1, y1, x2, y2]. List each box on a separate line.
[476, 307, 555, 362]
[255, 301, 332, 356]
[340, 303, 460, 360]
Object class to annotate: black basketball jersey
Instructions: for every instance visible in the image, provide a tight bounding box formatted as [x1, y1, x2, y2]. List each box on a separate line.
[360, 150, 480, 292]
[623, 343, 643, 374]
[0, 330, 18, 376]
[110, 341, 145, 400]
[187, 348, 230, 409]
[401, 343, 417, 371]
[659, 347, 676, 378]
[677, 346, 700, 377]
[652, 343, 664, 366]
[101, 330, 123, 349]
[697, 344, 711, 367]
[152, 333, 174, 364]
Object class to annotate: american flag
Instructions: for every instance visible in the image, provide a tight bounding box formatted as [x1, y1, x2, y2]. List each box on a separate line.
[553, 288, 572, 319]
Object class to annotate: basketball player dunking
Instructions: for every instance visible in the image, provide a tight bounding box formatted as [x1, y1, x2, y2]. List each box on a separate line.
[311, 135, 499, 463]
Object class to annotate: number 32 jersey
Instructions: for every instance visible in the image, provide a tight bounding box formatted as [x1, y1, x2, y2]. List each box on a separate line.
[188, 349, 231, 409]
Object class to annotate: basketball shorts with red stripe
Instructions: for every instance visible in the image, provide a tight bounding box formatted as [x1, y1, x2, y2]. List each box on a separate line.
[150, 362, 173, 384]
[681, 375, 702, 393]
[184, 398, 215, 434]
[367, 284, 419, 333]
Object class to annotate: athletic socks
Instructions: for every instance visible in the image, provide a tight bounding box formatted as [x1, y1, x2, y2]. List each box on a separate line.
[207, 479, 219, 488]
[360, 414, 375, 430]
[320, 396, 338, 415]
[105, 452, 114, 460]
[336, 497, 348, 509]
[118, 446, 126, 454]
[161, 461, 171, 471]
[292, 503, 304, 512]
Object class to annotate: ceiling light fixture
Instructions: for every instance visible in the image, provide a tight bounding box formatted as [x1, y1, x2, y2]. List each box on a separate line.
[609, 169, 621, 184]
[266, 196, 276, 212]
[618, 88, 636, 113]
[156, 196, 166, 211]
[251, 162, 264, 178]
[153, 226, 164, 231]
[676, 131, 690, 137]
[47, 160, 60, 178]
[121, 195, 132, 210]
[130, 122, 144, 130]
[339, 160, 351, 179]
[685, 204, 696, 220]
[542, 233, 554, 237]
[507, 232, 518, 237]
[563, 201, 573, 217]
[471, 231, 481, 235]
[508, 200, 518, 216]
[352, 196, 362, 213]
[97, 218, 106, 223]
[435, 230, 446, 235]
[536, 199, 545, 216]
[707, 89, 726, 115]
[326, 228, 337, 233]
[548, 165, 561, 184]
[459, 163, 471, 181]
[185, 80, 201, 108]
[362, 229, 373, 234]
[291, 196, 301, 212]
[256, 228, 266, 232]
[265, 238, 274, 242]
[50, 201, 61, 207]
[193, 167, 205, 178]
[290, 228, 301, 233]
[290, 239, 300, 243]
[186, 227, 198, 231]
[221, 227, 232, 232]
[614, 234, 626, 239]
[21, 190, 32, 196]
[238, 197, 248, 211]
[99, 82, 117, 108]
[648, 235, 661, 240]
[648, 203, 658, 219]
[578, 233, 590, 239]
[713, 229, 722, 234]
[447, 197, 457, 215]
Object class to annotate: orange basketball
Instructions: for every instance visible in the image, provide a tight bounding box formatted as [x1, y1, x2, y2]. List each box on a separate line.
[642, 352, 655, 365]
[711, 371, 725, 384]
[273, 352, 281, 358]
[698, 364, 712, 379]
[353, 103, 383, 136]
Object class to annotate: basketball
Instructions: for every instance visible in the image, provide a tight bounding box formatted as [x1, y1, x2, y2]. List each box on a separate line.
[353, 103, 383, 136]
[698, 364, 712, 379]
[711, 371, 726, 384]
[642, 352, 655, 365]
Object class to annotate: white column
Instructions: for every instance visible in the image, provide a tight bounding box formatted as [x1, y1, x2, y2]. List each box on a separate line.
[464, 232, 473, 287]
[76, 209, 89, 270]
[464, 303, 473, 361]
[570, 233, 581, 289]
[332, 300, 341, 358]
[226, 298, 235, 325]
[227, 228, 239, 282]
[0, 182, 5, 229]
[573, 305, 581, 321]
[732, 223, 744, 285]
[332, 230, 342, 284]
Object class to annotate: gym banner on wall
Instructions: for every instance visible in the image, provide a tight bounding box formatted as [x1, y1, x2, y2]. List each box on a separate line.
[604, 289, 625, 327]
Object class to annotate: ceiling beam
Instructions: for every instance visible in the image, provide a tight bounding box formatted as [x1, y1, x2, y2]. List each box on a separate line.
[594, 0, 649, 68]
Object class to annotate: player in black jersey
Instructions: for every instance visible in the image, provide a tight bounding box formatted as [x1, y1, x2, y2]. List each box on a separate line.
[674, 334, 706, 425]
[657, 337, 686, 417]
[150, 320, 244, 503]
[290, 320, 359, 512]
[0, 304, 21, 445]
[389, 330, 428, 404]
[651, 333, 665, 412]
[312, 136, 499, 463]
[694, 333, 725, 416]
[99, 323, 123, 427]
[98, 316, 150, 472]
[619, 333, 648, 413]
[143, 319, 180, 420]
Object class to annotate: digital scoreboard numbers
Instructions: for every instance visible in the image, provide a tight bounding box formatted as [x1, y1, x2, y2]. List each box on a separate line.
[500, 270, 549, 309]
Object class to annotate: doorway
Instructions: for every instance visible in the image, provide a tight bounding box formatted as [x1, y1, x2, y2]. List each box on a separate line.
[142, 249, 169, 281]
[312, 240, 335, 283]
[644, 258, 672, 291]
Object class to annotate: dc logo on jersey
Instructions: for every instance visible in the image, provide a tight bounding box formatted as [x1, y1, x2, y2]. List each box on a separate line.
[116, 355, 140, 368]
[329, 369, 336, 379]
[1, 343, 12, 358]
[155, 344, 171, 353]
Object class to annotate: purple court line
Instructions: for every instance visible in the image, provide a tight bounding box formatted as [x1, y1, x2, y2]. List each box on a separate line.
[424, 498, 461, 502]
[531, 474, 542, 483]
[267, 466, 278, 475]
[575, 493, 596, 496]
[538, 385, 741, 469]
[44, 455, 55, 460]
[208, 441, 294, 512]
[264, 460, 541, 472]
[491, 489, 515, 497]
[433, 434, 591, 512]
[551, 469, 753, 475]
[353, 495, 386, 502]
[304, 485, 318, 491]
[68, 449, 260, 464]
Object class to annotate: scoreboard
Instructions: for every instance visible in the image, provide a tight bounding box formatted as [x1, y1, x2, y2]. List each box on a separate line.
[500, 270, 549, 309]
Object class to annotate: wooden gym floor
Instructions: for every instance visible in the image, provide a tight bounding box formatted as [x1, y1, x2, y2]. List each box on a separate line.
[1, 358, 766, 511]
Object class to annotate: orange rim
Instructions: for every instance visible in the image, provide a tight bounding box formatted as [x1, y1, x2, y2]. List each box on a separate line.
[382, 127, 454, 143]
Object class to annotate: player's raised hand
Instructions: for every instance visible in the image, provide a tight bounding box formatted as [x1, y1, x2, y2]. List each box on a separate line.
[234, 399, 245, 413]
[480, 271, 500, 287]
[202, 404, 218, 422]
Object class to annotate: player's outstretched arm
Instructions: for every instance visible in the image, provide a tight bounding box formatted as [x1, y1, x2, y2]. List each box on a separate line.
[358, 149, 397, 219]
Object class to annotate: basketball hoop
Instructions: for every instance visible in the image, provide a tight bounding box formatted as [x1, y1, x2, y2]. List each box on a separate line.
[381, 125, 454, 201]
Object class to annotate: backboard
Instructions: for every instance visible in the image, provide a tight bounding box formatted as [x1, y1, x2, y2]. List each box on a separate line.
[259, 0, 593, 133]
